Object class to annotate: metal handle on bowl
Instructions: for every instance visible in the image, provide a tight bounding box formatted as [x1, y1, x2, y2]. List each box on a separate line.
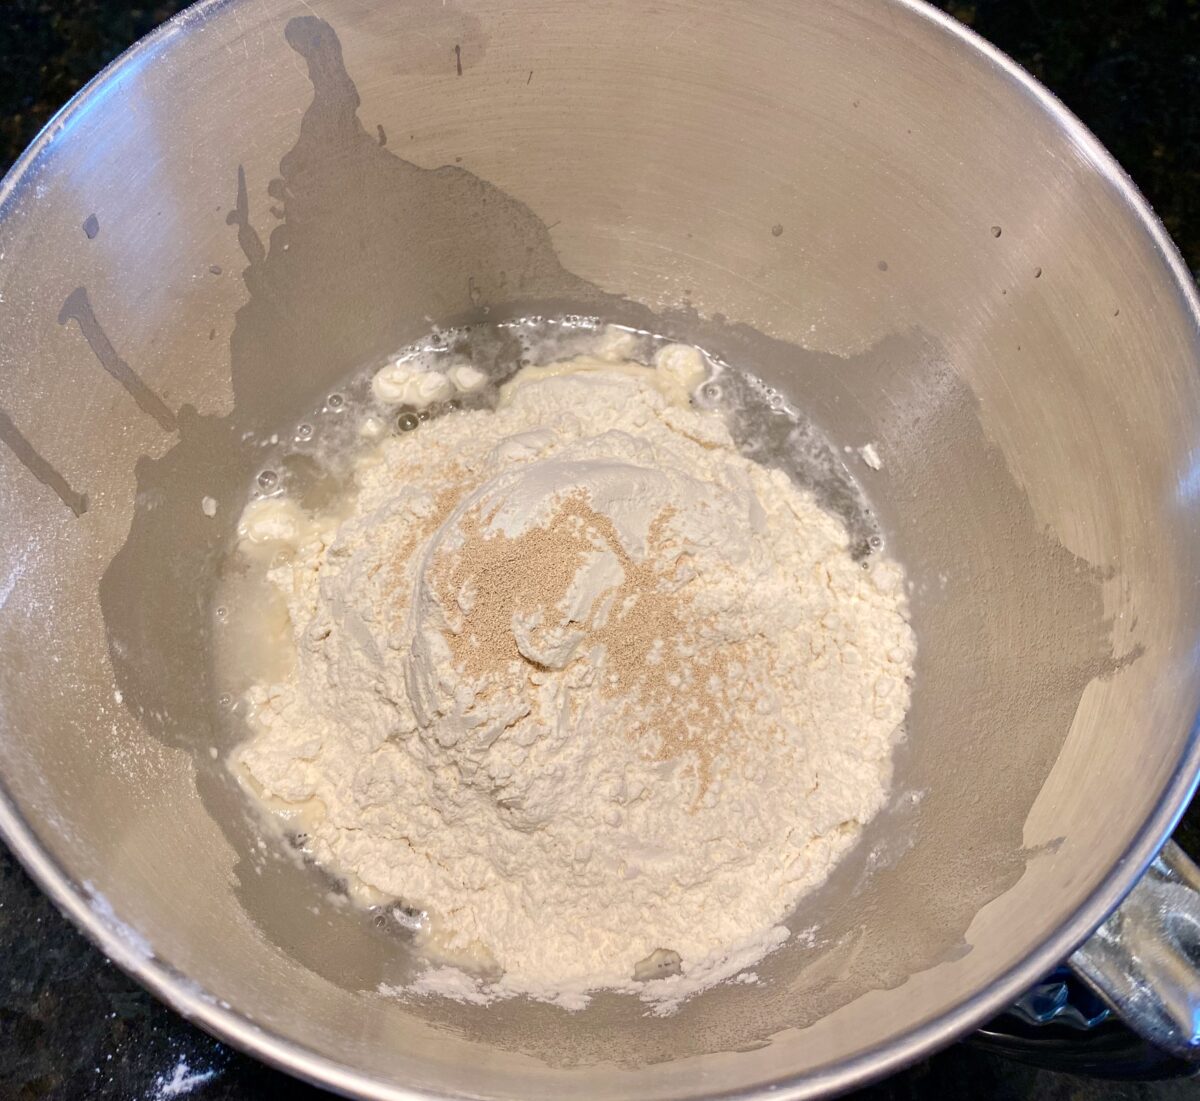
[1069, 840, 1200, 1059]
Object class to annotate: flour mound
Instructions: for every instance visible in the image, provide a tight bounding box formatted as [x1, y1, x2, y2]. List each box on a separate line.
[234, 354, 914, 1012]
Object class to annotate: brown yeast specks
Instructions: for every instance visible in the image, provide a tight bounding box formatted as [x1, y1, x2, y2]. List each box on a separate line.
[427, 488, 775, 791]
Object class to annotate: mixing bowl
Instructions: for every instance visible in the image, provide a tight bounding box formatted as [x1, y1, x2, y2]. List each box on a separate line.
[2, 0, 1200, 1097]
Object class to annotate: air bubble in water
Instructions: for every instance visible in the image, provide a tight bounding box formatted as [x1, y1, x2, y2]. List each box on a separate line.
[327, 393, 345, 410]
[391, 906, 427, 933]
[702, 383, 722, 401]
[396, 412, 420, 432]
[295, 423, 314, 441]
[869, 535, 883, 550]
[257, 469, 278, 491]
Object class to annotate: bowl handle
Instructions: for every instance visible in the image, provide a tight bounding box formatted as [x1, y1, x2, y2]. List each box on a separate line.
[1069, 840, 1200, 1059]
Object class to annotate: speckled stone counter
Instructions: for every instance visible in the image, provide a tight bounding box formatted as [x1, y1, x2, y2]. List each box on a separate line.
[2, 1, 1199, 1097]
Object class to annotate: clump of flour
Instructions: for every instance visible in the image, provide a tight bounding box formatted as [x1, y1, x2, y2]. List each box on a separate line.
[231, 335, 915, 1014]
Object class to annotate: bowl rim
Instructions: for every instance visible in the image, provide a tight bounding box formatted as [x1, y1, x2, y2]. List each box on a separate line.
[2, 0, 1199, 1097]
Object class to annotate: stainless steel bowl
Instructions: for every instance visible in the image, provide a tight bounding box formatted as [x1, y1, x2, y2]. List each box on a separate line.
[2, 0, 1200, 1097]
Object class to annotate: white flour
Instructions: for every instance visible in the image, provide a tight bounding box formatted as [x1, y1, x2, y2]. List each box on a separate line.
[231, 341, 914, 1013]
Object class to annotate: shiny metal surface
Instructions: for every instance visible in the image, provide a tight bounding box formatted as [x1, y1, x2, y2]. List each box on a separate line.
[1, 0, 1200, 1098]
[1071, 841, 1200, 1058]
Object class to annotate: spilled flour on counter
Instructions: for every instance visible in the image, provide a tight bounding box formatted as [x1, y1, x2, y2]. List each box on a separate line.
[150, 1060, 217, 1099]
[229, 330, 915, 1014]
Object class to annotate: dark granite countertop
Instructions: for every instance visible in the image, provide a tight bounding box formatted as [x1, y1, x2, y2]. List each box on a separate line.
[2, 1, 1199, 1098]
